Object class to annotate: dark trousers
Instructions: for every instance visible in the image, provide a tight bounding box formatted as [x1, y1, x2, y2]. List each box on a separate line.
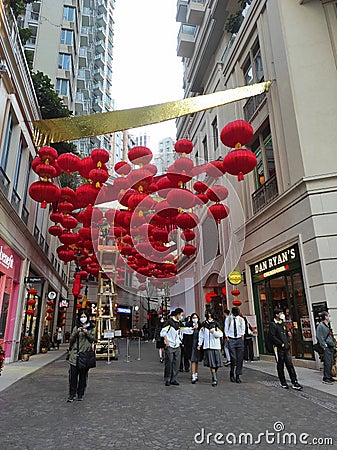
[69, 364, 88, 397]
[164, 346, 181, 382]
[228, 338, 244, 376]
[323, 347, 334, 379]
[275, 348, 297, 384]
[179, 345, 190, 371]
[244, 337, 254, 361]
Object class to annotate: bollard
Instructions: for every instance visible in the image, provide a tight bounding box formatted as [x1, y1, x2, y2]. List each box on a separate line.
[136, 336, 141, 361]
[106, 338, 112, 365]
[124, 337, 132, 363]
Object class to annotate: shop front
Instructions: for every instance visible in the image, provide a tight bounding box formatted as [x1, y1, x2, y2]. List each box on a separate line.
[251, 243, 314, 360]
[0, 237, 23, 360]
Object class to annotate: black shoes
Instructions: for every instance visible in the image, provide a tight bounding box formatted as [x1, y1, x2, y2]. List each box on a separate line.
[67, 396, 75, 403]
[77, 396, 83, 401]
[230, 374, 235, 383]
[165, 381, 171, 386]
[322, 378, 334, 385]
[236, 376, 241, 384]
[281, 383, 289, 389]
[291, 381, 303, 390]
[170, 380, 180, 386]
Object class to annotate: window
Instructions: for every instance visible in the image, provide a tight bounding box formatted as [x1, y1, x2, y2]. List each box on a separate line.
[58, 53, 71, 71]
[250, 122, 275, 189]
[63, 6, 75, 22]
[13, 137, 23, 191]
[1, 112, 13, 171]
[211, 117, 219, 150]
[61, 29, 74, 45]
[56, 78, 70, 96]
[202, 136, 208, 162]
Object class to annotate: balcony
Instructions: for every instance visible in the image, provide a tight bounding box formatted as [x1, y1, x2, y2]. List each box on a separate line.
[94, 53, 104, 68]
[93, 83, 103, 95]
[97, 13, 107, 27]
[177, 24, 197, 58]
[252, 173, 278, 214]
[186, 0, 205, 26]
[0, 167, 10, 197]
[92, 98, 103, 112]
[95, 39, 105, 53]
[243, 91, 267, 122]
[98, 1, 107, 14]
[176, 0, 188, 22]
[11, 188, 21, 214]
[96, 27, 106, 41]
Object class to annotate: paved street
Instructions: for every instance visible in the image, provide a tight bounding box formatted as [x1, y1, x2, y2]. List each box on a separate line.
[1, 341, 337, 450]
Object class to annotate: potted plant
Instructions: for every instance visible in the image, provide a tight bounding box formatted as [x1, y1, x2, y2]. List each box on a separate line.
[21, 335, 34, 361]
[0, 344, 5, 375]
[40, 332, 50, 353]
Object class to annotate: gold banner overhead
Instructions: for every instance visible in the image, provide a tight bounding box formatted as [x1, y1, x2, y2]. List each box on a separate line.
[33, 81, 271, 146]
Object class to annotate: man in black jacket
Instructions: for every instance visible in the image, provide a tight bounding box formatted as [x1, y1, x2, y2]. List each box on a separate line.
[269, 308, 303, 390]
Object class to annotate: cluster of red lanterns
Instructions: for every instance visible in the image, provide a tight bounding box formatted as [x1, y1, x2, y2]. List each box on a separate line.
[26, 288, 37, 316]
[29, 120, 256, 294]
[46, 298, 54, 322]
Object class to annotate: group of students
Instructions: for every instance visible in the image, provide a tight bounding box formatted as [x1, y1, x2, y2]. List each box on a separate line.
[157, 306, 308, 390]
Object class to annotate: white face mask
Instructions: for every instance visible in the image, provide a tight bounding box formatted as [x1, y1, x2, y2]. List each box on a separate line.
[192, 318, 198, 324]
[279, 314, 285, 321]
[80, 317, 87, 324]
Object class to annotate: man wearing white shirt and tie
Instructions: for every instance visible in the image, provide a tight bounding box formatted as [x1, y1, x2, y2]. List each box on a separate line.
[224, 307, 245, 383]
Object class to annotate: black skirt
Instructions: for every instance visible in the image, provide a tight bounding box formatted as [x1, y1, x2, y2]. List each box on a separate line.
[203, 349, 223, 368]
[156, 338, 165, 349]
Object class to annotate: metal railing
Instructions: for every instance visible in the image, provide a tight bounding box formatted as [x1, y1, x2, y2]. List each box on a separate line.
[243, 91, 266, 122]
[0, 167, 10, 197]
[252, 173, 278, 214]
[11, 188, 21, 213]
[21, 204, 29, 225]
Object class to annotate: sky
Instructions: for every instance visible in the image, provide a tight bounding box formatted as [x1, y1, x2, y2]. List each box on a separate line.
[112, 0, 184, 152]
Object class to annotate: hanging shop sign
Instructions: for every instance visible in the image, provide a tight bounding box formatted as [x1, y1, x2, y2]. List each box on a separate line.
[59, 298, 69, 308]
[117, 307, 132, 315]
[24, 276, 44, 284]
[251, 244, 301, 283]
[48, 291, 57, 300]
[228, 270, 242, 285]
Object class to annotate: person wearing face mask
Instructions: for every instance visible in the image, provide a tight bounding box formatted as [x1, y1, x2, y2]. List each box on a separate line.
[269, 308, 303, 390]
[154, 316, 166, 363]
[186, 313, 203, 384]
[160, 308, 192, 386]
[316, 311, 336, 384]
[198, 310, 223, 386]
[67, 309, 95, 402]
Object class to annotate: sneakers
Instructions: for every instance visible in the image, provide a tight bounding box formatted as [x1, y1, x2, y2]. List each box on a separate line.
[191, 374, 197, 384]
[67, 396, 75, 402]
[224, 361, 231, 367]
[291, 381, 303, 391]
[322, 378, 334, 385]
[281, 383, 289, 389]
[77, 396, 83, 401]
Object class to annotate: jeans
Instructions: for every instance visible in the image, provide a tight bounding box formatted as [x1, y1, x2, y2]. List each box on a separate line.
[323, 347, 334, 379]
[69, 364, 88, 397]
[228, 338, 244, 376]
[274, 347, 297, 384]
[164, 346, 181, 382]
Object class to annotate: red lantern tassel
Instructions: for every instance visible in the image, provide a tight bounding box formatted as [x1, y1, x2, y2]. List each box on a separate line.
[238, 172, 244, 181]
[41, 201, 47, 208]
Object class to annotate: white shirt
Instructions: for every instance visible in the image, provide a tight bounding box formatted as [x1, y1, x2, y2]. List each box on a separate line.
[224, 315, 245, 338]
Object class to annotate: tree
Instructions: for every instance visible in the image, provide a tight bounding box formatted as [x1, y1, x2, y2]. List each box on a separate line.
[5, 0, 34, 18]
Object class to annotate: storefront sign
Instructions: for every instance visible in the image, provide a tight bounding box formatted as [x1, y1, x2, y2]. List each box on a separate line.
[251, 244, 301, 283]
[227, 270, 242, 285]
[117, 307, 131, 314]
[0, 238, 21, 279]
[48, 291, 57, 300]
[59, 298, 69, 308]
[24, 276, 44, 284]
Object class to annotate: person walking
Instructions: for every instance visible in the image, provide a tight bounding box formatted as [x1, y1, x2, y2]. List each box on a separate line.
[269, 308, 303, 390]
[67, 309, 95, 402]
[180, 316, 193, 373]
[154, 316, 165, 363]
[242, 315, 254, 362]
[316, 311, 336, 385]
[55, 327, 63, 350]
[186, 313, 203, 384]
[225, 307, 245, 383]
[198, 310, 223, 386]
[222, 309, 231, 366]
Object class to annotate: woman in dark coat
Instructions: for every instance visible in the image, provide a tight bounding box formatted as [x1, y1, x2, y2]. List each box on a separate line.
[154, 316, 165, 363]
[186, 313, 203, 384]
[67, 309, 95, 402]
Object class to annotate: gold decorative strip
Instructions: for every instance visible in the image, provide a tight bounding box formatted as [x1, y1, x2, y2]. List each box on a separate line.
[33, 81, 271, 146]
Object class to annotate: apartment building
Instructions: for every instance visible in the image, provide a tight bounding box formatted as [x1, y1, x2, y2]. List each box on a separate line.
[0, 2, 68, 362]
[154, 137, 176, 175]
[174, 0, 337, 366]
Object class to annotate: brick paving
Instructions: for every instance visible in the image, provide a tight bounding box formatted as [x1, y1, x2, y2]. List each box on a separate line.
[0, 340, 337, 449]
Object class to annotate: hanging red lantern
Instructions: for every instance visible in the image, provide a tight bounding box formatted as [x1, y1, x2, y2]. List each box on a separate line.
[50, 212, 63, 223]
[173, 157, 194, 173]
[222, 286, 227, 297]
[220, 120, 254, 148]
[46, 315, 53, 321]
[128, 146, 153, 166]
[181, 229, 195, 242]
[79, 270, 88, 280]
[166, 188, 196, 210]
[78, 227, 92, 240]
[59, 231, 79, 246]
[232, 299, 242, 306]
[166, 168, 192, 187]
[91, 148, 110, 166]
[208, 204, 229, 223]
[78, 156, 96, 179]
[174, 139, 193, 155]
[29, 181, 61, 208]
[35, 163, 57, 180]
[114, 161, 131, 175]
[46, 308, 54, 314]
[88, 168, 109, 187]
[31, 156, 43, 173]
[47, 301, 54, 307]
[57, 153, 81, 175]
[205, 292, 217, 304]
[28, 288, 38, 295]
[156, 177, 178, 197]
[76, 183, 100, 208]
[26, 309, 35, 316]
[206, 160, 226, 178]
[196, 193, 209, 205]
[57, 247, 75, 263]
[222, 149, 257, 181]
[182, 244, 196, 257]
[60, 187, 76, 204]
[138, 284, 146, 291]
[78, 205, 93, 227]
[231, 289, 240, 296]
[193, 181, 208, 193]
[61, 215, 78, 230]
[38, 146, 58, 163]
[176, 212, 199, 230]
[27, 299, 36, 306]
[57, 201, 74, 214]
[48, 225, 63, 237]
[153, 228, 169, 243]
[206, 185, 229, 203]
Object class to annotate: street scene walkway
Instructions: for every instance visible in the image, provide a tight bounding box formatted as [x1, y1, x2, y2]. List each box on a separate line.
[1, 341, 337, 449]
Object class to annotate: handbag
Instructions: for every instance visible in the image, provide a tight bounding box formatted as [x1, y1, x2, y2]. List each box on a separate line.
[332, 364, 337, 378]
[77, 335, 96, 370]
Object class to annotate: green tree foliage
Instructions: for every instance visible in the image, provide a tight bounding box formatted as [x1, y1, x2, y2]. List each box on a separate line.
[5, 0, 34, 18]
[225, 0, 251, 35]
[18, 27, 32, 45]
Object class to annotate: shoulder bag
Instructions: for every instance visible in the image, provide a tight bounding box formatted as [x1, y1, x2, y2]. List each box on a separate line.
[77, 335, 96, 370]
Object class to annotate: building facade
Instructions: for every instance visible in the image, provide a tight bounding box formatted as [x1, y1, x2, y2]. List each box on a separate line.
[0, 2, 68, 363]
[175, 0, 337, 366]
[154, 137, 176, 175]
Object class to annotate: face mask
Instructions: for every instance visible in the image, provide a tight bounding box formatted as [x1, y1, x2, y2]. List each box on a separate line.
[279, 314, 285, 321]
[192, 318, 198, 324]
[80, 317, 87, 324]
[179, 316, 184, 321]
[329, 317, 333, 323]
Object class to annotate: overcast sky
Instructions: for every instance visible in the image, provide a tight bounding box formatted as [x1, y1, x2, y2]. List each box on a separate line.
[112, 0, 184, 151]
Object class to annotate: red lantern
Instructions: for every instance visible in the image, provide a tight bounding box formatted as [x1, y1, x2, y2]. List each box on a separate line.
[50, 212, 63, 223]
[231, 289, 240, 296]
[29, 181, 61, 208]
[26, 309, 35, 316]
[206, 185, 229, 202]
[207, 204, 230, 223]
[220, 120, 254, 148]
[176, 212, 199, 230]
[46, 308, 54, 314]
[59, 231, 79, 246]
[166, 188, 196, 210]
[196, 193, 209, 205]
[181, 229, 195, 241]
[223, 149, 257, 181]
[28, 288, 38, 295]
[205, 292, 217, 304]
[206, 160, 226, 178]
[128, 146, 153, 166]
[114, 161, 131, 175]
[79, 270, 88, 280]
[193, 181, 208, 193]
[57, 247, 75, 263]
[89, 168, 109, 187]
[78, 156, 96, 179]
[91, 148, 110, 166]
[35, 163, 57, 180]
[57, 153, 80, 174]
[38, 146, 58, 163]
[60, 187, 76, 204]
[232, 299, 242, 306]
[174, 139, 193, 155]
[222, 286, 227, 297]
[46, 315, 53, 321]
[76, 183, 100, 208]
[57, 201, 74, 214]
[173, 157, 194, 173]
[153, 228, 169, 243]
[182, 244, 196, 257]
[27, 299, 36, 306]
[156, 177, 178, 197]
[48, 225, 63, 236]
[61, 215, 78, 230]
[166, 168, 192, 187]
